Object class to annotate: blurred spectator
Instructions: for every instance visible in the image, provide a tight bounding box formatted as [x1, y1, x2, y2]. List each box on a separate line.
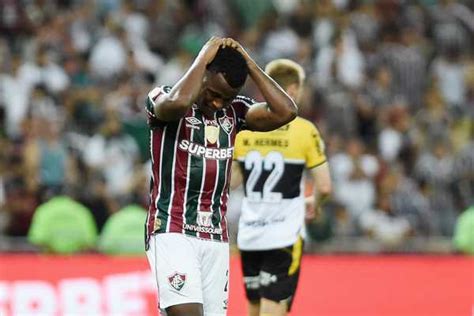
[380, 166, 435, 236]
[260, 9, 300, 62]
[353, 92, 377, 148]
[0, 0, 34, 48]
[306, 201, 357, 242]
[2, 139, 38, 237]
[78, 173, 116, 233]
[428, 0, 474, 53]
[98, 204, 146, 255]
[379, 103, 419, 173]
[155, 40, 194, 86]
[331, 137, 379, 216]
[0, 56, 30, 137]
[365, 65, 395, 110]
[114, 1, 150, 48]
[330, 201, 357, 238]
[359, 192, 412, 249]
[414, 138, 457, 236]
[28, 195, 97, 254]
[23, 114, 76, 202]
[68, 3, 96, 55]
[415, 86, 450, 145]
[314, 28, 365, 90]
[0, 135, 9, 233]
[229, 0, 274, 29]
[89, 18, 127, 80]
[378, 23, 427, 109]
[453, 135, 474, 210]
[82, 109, 140, 202]
[453, 205, 474, 255]
[17, 47, 69, 96]
[312, 0, 338, 49]
[431, 45, 467, 111]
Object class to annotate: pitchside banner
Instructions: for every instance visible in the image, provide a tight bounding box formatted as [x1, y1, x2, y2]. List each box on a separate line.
[0, 255, 473, 315]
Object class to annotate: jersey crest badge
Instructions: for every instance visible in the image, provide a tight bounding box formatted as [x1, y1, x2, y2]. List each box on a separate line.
[205, 125, 219, 144]
[219, 116, 234, 134]
[168, 272, 186, 291]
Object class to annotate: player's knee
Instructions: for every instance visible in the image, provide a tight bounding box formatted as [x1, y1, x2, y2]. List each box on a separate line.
[260, 297, 288, 316]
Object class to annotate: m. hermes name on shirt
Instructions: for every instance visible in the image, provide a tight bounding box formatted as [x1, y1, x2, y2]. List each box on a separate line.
[179, 140, 233, 160]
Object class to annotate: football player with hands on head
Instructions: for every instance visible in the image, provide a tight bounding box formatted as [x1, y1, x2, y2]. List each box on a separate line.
[144, 36, 297, 316]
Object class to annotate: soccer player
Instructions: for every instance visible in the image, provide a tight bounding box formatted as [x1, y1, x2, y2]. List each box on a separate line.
[232, 59, 332, 316]
[144, 37, 297, 316]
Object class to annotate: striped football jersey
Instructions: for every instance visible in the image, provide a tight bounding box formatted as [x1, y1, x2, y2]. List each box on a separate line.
[145, 86, 255, 249]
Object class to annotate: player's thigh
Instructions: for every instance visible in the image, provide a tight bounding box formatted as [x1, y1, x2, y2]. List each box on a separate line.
[200, 239, 230, 316]
[146, 233, 204, 310]
[240, 250, 264, 302]
[260, 238, 304, 310]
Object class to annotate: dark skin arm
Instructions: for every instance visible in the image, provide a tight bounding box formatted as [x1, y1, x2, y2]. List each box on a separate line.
[152, 37, 223, 121]
[222, 38, 298, 131]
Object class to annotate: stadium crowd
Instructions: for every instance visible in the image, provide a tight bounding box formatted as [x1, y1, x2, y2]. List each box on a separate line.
[0, 0, 472, 253]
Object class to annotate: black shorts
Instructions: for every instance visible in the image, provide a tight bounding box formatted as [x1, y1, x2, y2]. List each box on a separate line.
[240, 237, 304, 310]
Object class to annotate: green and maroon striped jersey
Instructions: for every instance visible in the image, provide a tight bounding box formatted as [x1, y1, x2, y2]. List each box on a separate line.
[145, 86, 255, 248]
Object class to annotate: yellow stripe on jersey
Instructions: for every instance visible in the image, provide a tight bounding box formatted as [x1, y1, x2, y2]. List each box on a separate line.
[288, 236, 303, 275]
[234, 117, 327, 168]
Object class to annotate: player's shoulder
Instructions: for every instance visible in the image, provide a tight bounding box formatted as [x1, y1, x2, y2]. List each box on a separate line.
[291, 117, 319, 134]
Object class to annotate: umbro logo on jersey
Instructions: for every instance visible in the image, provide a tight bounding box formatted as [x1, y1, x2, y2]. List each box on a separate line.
[168, 272, 186, 291]
[185, 117, 201, 125]
[185, 117, 202, 130]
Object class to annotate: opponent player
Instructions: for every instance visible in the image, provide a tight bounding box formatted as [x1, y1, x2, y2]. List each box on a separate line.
[145, 37, 297, 316]
[232, 59, 332, 316]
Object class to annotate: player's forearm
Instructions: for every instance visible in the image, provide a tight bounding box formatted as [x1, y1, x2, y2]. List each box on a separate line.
[154, 59, 207, 121]
[247, 60, 297, 124]
[312, 163, 332, 211]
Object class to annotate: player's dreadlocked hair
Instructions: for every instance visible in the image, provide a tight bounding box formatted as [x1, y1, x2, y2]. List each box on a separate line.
[207, 47, 248, 88]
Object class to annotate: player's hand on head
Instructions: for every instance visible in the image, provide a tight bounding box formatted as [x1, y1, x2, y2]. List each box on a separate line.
[199, 36, 224, 64]
[221, 37, 239, 49]
[221, 38, 252, 64]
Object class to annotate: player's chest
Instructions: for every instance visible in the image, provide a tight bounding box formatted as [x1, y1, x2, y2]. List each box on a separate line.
[180, 110, 236, 147]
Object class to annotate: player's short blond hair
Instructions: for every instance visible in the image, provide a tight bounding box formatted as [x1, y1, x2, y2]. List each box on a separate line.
[264, 59, 306, 89]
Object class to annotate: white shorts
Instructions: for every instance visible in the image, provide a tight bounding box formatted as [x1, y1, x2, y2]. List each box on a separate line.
[146, 233, 229, 316]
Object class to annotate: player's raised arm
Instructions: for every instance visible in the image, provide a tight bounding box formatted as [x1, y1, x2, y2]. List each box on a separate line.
[222, 38, 298, 131]
[152, 37, 223, 121]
